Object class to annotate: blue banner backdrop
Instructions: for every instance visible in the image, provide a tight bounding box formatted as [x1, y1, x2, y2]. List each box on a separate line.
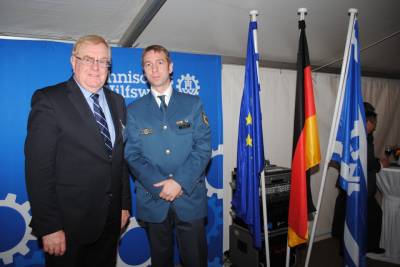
[0, 39, 223, 267]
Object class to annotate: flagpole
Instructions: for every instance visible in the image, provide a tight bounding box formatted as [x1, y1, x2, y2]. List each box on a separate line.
[250, 9, 271, 267]
[260, 171, 271, 267]
[304, 8, 358, 267]
[284, 8, 308, 267]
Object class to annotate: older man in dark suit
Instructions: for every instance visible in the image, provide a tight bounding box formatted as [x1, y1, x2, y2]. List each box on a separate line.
[25, 35, 131, 267]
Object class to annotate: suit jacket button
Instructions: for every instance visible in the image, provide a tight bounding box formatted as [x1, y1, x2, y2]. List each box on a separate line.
[165, 149, 171, 155]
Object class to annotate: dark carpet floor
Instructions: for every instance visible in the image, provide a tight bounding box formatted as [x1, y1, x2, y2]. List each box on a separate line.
[294, 237, 399, 267]
[225, 237, 400, 266]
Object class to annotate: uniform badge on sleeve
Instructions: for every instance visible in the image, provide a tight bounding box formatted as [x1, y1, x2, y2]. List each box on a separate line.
[202, 112, 209, 126]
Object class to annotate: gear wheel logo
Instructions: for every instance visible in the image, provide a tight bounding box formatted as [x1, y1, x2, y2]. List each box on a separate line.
[0, 193, 36, 265]
[206, 144, 223, 199]
[176, 73, 200, 95]
[117, 217, 151, 267]
[14, 250, 44, 267]
[207, 195, 223, 240]
[206, 196, 223, 263]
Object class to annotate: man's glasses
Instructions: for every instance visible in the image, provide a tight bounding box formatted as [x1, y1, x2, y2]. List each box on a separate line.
[75, 56, 110, 68]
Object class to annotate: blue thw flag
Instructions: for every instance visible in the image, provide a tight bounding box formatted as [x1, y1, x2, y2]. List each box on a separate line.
[232, 19, 265, 248]
[331, 18, 368, 267]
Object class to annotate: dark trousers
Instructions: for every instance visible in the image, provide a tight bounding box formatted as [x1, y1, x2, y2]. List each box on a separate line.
[367, 196, 383, 251]
[45, 217, 120, 267]
[332, 189, 383, 253]
[144, 209, 207, 267]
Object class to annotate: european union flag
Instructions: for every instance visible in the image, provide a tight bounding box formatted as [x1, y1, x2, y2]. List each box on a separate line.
[331, 19, 368, 267]
[232, 19, 265, 248]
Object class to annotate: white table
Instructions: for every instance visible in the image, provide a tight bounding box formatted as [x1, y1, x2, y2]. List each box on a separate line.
[369, 167, 400, 264]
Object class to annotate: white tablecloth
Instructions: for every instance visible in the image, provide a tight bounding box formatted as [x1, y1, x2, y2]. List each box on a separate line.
[371, 167, 400, 264]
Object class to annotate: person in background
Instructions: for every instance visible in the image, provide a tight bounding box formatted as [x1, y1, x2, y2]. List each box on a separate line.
[25, 35, 131, 267]
[364, 101, 388, 253]
[332, 101, 388, 255]
[124, 45, 211, 267]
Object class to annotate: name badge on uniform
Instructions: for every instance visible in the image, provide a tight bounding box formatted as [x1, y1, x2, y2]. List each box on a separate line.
[176, 120, 191, 129]
[140, 128, 153, 135]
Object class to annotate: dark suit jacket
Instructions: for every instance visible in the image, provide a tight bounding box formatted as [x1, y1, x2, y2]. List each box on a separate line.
[25, 77, 131, 244]
[367, 133, 381, 197]
[124, 90, 211, 223]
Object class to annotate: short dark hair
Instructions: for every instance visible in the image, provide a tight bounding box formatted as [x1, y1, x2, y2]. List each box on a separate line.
[364, 102, 377, 121]
[141, 45, 171, 67]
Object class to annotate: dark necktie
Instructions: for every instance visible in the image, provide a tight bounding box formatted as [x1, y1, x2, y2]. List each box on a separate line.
[91, 93, 113, 157]
[158, 95, 167, 113]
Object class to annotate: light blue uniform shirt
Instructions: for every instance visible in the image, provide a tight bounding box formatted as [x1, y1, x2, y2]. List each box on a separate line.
[75, 79, 116, 146]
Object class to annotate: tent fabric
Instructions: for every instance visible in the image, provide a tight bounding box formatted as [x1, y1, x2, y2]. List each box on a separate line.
[222, 64, 400, 251]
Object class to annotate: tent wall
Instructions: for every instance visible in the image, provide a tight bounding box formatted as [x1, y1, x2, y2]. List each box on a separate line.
[222, 64, 400, 251]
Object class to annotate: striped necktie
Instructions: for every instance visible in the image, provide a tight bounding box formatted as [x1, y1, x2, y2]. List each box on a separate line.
[91, 93, 112, 157]
[158, 95, 167, 113]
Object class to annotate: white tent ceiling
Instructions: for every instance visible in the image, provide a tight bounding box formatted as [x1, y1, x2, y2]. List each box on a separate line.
[1, 0, 399, 78]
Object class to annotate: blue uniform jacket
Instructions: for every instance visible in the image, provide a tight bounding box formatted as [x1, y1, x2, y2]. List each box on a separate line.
[124, 90, 211, 223]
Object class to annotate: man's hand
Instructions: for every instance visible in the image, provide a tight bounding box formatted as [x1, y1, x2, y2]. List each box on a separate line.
[154, 179, 182, 201]
[381, 157, 390, 168]
[42, 230, 66, 256]
[121, 209, 130, 229]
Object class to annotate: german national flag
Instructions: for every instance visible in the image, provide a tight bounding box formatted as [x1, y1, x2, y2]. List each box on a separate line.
[288, 20, 321, 248]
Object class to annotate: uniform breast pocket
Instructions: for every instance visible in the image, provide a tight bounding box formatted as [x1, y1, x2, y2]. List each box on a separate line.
[175, 127, 194, 135]
[138, 127, 163, 155]
[174, 127, 194, 150]
[138, 127, 160, 142]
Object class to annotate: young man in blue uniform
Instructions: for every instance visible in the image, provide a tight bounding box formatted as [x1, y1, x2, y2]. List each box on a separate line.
[124, 45, 211, 267]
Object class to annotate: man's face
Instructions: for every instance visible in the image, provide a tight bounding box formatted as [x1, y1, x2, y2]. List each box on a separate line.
[71, 42, 109, 93]
[366, 116, 377, 134]
[142, 50, 173, 93]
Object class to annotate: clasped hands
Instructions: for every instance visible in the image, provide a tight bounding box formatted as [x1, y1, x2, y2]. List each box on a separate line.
[154, 178, 183, 201]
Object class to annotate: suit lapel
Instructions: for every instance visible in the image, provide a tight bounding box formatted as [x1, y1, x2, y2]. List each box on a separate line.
[66, 78, 108, 158]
